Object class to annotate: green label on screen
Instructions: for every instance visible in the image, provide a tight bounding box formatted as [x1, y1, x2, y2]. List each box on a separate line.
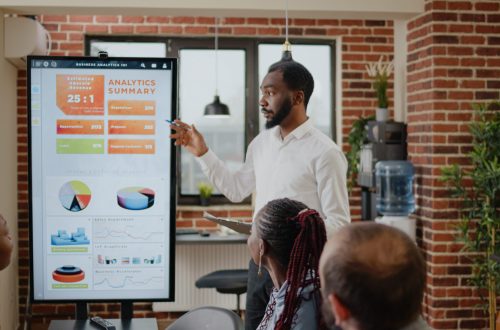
[51, 247, 88, 253]
[56, 139, 104, 154]
[52, 284, 88, 289]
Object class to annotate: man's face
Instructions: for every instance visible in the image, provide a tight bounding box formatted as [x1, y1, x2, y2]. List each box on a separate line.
[0, 215, 13, 270]
[259, 70, 294, 129]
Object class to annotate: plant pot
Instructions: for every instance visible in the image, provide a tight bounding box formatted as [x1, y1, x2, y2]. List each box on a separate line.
[200, 196, 210, 206]
[376, 107, 388, 122]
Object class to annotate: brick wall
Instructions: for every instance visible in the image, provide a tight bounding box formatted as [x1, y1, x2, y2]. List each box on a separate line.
[406, 1, 499, 329]
[16, 14, 394, 327]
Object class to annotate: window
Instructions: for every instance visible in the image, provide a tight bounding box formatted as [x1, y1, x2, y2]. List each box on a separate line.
[86, 37, 335, 205]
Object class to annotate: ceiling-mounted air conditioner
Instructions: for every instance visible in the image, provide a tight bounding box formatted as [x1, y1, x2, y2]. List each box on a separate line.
[4, 16, 51, 68]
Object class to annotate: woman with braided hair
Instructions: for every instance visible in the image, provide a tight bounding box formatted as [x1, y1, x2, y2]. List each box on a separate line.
[247, 198, 327, 330]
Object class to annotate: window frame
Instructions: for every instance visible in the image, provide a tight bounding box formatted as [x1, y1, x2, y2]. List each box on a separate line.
[85, 35, 336, 206]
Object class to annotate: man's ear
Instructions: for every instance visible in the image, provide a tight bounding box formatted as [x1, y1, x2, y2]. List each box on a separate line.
[329, 293, 350, 325]
[292, 90, 304, 106]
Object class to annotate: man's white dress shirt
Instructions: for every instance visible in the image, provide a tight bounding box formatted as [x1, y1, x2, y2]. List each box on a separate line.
[196, 119, 350, 235]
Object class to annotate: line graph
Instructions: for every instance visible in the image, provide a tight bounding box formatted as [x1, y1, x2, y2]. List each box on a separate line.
[94, 226, 164, 241]
[93, 218, 165, 243]
[94, 275, 164, 289]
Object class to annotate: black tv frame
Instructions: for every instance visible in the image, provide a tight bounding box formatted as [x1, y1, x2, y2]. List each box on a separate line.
[27, 55, 177, 308]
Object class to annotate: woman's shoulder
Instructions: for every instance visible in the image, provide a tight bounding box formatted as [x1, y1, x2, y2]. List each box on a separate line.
[291, 290, 320, 330]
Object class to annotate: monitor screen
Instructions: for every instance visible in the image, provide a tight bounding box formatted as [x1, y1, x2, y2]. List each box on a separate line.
[28, 56, 176, 302]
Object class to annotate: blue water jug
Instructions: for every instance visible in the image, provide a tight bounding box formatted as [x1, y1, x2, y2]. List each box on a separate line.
[375, 161, 415, 216]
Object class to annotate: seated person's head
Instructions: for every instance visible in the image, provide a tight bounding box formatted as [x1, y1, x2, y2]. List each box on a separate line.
[247, 198, 327, 329]
[319, 222, 426, 330]
[0, 214, 13, 270]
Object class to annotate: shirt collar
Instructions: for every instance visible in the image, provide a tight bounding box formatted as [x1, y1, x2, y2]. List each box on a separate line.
[271, 119, 313, 142]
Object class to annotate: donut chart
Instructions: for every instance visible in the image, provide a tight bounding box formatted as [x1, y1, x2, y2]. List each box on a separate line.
[52, 265, 85, 283]
[59, 181, 91, 212]
[117, 187, 155, 210]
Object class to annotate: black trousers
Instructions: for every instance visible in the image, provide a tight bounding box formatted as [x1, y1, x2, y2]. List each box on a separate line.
[245, 259, 274, 330]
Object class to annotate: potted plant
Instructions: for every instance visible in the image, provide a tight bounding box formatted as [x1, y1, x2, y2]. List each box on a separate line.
[440, 102, 500, 330]
[365, 56, 394, 122]
[198, 182, 213, 206]
[346, 115, 375, 193]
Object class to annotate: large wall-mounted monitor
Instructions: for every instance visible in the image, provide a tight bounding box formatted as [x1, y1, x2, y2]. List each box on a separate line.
[28, 56, 177, 302]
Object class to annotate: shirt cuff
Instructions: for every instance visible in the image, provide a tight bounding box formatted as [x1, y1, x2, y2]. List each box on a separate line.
[195, 148, 219, 171]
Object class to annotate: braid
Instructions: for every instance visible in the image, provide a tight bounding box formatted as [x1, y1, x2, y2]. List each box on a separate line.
[256, 198, 327, 330]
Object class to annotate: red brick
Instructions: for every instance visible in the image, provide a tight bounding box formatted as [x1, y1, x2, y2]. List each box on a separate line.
[95, 16, 119, 23]
[160, 26, 183, 34]
[196, 17, 215, 24]
[317, 19, 339, 26]
[146, 16, 169, 23]
[121, 16, 145, 23]
[185, 26, 209, 35]
[111, 25, 133, 34]
[85, 25, 109, 33]
[60, 24, 84, 32]
[340, 19, 363, 26]
[475, 2, 500, 11]
[447, 1, 473, 10]
[327, 28, 349, 36]
[223, 17, 245, 25]
[59, 43, 83, 51]
[135, 26, 159, 34]
[294, 19, 315, 26]
[233, 27, 256, 35]
[257, 28, 280, 35]
[69, 15, 93, 23]
[172, 16, 195, 24]
[247, 18, 268, 25]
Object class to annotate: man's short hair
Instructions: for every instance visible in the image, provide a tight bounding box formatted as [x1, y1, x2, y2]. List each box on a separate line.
[321, 223, 426, 330]
[268, 60, 314, 107]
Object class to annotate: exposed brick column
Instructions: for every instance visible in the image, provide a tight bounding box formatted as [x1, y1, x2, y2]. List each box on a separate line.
[406, 1, 499, 329]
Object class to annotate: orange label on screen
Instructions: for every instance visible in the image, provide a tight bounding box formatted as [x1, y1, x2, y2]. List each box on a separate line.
[57, 120, 105, 135]
[108, 120, 156, 135]
[108, 100, 156, 116]
[108, 139, 155, 154]
[56, 75, 105, 115]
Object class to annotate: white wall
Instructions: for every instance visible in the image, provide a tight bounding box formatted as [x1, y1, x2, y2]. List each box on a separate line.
[0, 0, 423, 20]
[0, 9, 20, 330]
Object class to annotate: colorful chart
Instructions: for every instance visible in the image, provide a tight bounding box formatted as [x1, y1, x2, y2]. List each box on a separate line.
[59, 181, 92, 212]
[117, 187, 155, 210]
[52, 265, 85, 283]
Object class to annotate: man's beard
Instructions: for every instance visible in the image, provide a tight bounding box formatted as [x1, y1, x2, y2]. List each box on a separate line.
[265, 97, 293, 129]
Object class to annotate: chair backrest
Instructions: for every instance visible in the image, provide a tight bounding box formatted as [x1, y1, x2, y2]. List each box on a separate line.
[166, 306, 244, 330]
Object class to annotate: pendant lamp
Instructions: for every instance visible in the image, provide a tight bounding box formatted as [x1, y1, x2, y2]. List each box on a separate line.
[281, 0, 293, 61]
[204, 17, 230, 117]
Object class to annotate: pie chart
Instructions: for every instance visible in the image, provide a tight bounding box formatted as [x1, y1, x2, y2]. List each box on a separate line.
[59, 181, 91, 212]
[117, 187, 155, 210]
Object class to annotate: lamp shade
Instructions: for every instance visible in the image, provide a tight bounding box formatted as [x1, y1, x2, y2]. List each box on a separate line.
[204, 95, 230, 117]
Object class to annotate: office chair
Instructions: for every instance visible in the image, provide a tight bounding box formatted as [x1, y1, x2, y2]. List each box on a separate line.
[195, 269, 248, 315]
[166, 306, 244, 330]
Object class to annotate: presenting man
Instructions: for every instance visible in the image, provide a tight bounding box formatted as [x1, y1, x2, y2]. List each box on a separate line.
[170, 59, 350, 329]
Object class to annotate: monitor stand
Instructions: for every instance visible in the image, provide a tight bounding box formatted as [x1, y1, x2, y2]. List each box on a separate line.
[48, 302, 158, 330]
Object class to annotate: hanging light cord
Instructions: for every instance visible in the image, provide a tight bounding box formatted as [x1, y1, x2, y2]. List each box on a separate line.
[215, 17, 219, 95]
[285, 0, 289, 44]
[281, 0, 293, 60]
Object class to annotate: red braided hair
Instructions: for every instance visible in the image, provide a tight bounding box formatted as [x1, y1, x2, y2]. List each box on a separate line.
[256, 198, 327, 330]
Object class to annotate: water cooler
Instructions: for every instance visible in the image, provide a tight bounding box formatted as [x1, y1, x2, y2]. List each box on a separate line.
[374, 160, 416, 241]
[357, 121, 407, 220]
